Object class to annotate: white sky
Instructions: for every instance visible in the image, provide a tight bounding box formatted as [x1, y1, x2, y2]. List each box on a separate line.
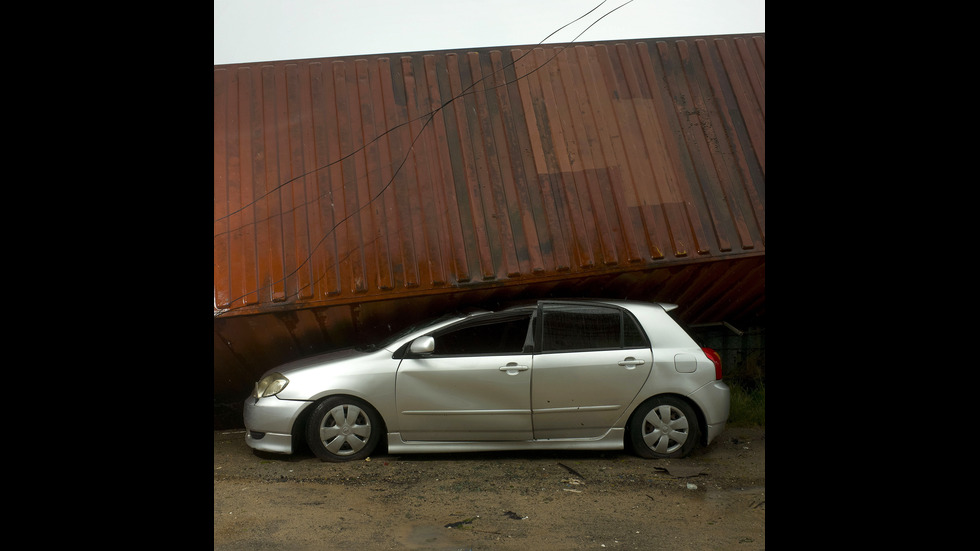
[214, 0, 765, 65]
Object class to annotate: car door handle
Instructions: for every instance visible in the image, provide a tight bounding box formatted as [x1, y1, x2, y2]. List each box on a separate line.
[619, 357, 645, 369]
[499, 362, 529, 374]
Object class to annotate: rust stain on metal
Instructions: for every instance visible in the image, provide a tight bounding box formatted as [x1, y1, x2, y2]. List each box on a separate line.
[215, 34, 764, 319]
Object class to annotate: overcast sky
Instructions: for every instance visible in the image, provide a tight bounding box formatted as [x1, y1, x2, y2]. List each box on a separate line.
[214, 0, 765, 65]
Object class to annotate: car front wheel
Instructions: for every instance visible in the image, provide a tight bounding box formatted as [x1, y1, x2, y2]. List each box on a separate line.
[305, 396, 382, 462]
[630, 396, 701, 459]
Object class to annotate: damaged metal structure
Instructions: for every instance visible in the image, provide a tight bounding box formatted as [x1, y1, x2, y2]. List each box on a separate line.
[214, 34, 765, 427]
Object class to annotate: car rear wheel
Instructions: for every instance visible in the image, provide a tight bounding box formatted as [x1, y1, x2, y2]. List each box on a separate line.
[305, 396, 382, 462]
[630, 396, 700, 459]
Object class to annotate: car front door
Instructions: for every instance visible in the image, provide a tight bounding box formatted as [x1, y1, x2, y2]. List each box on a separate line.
[395, 311, 535, 441]
[530, 302, 653, 439]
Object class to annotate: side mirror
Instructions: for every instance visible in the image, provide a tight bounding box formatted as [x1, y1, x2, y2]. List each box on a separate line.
[409, 336, 435, 355]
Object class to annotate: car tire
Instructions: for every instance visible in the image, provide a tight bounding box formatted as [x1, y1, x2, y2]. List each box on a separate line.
[629, 396, 701, 459]
[305, 396, 382, 462]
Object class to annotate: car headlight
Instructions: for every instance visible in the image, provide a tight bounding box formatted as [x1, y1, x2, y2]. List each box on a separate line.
[253, 373, 289, 398]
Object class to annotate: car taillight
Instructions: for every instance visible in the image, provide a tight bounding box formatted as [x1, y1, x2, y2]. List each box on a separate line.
[702, 347, 723, 380]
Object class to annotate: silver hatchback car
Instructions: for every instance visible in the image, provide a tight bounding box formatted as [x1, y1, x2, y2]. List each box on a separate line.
[244, 300, 730, 462]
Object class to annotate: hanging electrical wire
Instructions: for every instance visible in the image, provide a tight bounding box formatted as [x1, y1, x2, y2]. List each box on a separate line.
[214, 0, 636, 317]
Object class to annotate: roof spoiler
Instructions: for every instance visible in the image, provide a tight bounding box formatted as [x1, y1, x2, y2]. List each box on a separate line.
[660, 303, 678, 312]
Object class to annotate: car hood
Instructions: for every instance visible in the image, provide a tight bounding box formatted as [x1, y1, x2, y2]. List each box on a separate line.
[267, 346, 398, 402]
[269, 347, 367, 377]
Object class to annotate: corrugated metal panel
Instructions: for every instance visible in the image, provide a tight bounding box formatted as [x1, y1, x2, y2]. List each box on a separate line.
[213, 34, 765, 319]
[213, 34, 765, 426]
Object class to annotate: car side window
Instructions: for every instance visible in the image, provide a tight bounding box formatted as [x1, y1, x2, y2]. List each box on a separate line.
[541, 304, 649, 352]
[623, 311, 649, 348]
[432, 314, 532, 356]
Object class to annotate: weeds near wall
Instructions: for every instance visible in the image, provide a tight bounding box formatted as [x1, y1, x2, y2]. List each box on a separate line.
[728, 382, 765, 427]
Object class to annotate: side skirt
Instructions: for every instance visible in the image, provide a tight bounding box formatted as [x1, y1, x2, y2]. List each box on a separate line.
[386, 428, 626, 454]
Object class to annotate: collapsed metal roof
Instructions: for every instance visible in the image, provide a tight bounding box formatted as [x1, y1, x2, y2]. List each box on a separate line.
[213, 33, 764, 411]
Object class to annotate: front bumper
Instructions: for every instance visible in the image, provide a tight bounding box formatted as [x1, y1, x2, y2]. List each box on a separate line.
[243, 395, 312, 454]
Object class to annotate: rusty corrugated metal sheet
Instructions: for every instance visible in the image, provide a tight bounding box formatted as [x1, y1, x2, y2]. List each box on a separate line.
[214, 33, 764, 317]
[213, 34, 765, 425]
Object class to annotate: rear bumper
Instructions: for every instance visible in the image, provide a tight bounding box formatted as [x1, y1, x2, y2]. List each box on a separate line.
[243, 396, 312, 454]
[705, 420, 727, 445]
[689, 380, 730, 446]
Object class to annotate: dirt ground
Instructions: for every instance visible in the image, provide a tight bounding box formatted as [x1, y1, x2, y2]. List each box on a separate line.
[214, 426, 764, 550]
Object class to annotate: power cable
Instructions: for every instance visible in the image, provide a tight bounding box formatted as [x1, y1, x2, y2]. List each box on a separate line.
[214, 0, 635, 316]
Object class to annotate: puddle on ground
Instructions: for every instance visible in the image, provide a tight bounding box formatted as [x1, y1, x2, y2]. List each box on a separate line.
[398, 523, 469, 548]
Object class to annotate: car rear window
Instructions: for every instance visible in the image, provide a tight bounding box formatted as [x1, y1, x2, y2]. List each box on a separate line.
[541, 304, 648, 352]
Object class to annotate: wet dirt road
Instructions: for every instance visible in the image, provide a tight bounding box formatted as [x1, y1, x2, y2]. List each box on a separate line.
[214, 426, 764, 550]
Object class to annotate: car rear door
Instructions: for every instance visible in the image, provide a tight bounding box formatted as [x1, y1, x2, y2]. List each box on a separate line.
[530, 302, 653, 439]
[395, 311, 535, 441]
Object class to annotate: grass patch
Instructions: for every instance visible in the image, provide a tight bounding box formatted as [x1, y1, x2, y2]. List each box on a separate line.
[728, 381, 765, 427]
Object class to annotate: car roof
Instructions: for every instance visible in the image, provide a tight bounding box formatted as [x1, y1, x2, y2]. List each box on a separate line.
[497, 298, 678, 313]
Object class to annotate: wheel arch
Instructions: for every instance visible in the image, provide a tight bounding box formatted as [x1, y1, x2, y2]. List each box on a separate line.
[625, 393, 709, 448]
[295, 393, 390, 454]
